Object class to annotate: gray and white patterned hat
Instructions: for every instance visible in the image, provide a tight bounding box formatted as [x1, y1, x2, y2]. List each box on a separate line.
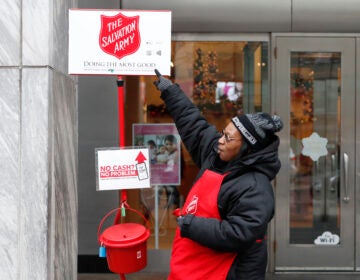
[231, 112, 283, 150]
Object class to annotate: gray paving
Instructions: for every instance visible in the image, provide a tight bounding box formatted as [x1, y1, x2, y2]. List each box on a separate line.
[266, 273, 360, 279]
[78, 272, 360, 280]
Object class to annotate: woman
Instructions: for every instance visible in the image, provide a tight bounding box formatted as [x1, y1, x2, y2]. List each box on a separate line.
[154, 70, 283, 280]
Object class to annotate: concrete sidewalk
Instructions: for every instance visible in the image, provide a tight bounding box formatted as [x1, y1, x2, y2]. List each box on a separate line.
[78, 272, 360, 280]
[78, 273, 167, 280]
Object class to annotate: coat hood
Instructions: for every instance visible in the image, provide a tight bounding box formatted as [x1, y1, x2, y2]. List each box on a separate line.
[213, 135, 281, 181]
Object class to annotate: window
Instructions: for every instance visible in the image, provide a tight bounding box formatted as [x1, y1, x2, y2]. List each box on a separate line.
[130, 39, 269, 249]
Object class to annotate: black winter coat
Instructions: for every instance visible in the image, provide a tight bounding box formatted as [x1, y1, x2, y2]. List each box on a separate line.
[161, 84, 281, 280]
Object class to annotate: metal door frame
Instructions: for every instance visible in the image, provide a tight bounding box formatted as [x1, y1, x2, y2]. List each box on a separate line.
[270, 33, 357, 271]
[356, 37, 360, 271]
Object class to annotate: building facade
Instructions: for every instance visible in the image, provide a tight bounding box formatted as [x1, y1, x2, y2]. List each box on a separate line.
[2, 0, 360, 279]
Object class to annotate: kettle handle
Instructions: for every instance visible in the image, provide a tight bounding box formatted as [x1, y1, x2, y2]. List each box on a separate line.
[97, 206, 150, 244]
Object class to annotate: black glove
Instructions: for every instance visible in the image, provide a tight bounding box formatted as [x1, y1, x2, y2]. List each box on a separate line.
[177, 215, 184, 228]
[176, 214, 194, 235]
[154, 69, 172, 92]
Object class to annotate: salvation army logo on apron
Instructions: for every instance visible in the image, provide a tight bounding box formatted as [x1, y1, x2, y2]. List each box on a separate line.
[99, 12, 141, 60]
[185, 195, 199, 215]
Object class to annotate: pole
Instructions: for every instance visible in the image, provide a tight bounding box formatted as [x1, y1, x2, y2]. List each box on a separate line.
[117, 76, 125, 146]
[154, 185, 159, 249]
[114, 75, 127, 224]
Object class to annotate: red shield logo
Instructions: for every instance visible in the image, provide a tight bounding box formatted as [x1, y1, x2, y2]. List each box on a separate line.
[186, 195, 199, 215]
[99, 13, 141, 60]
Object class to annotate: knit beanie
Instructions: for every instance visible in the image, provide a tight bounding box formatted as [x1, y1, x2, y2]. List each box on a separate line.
[231, 112, 283, 150]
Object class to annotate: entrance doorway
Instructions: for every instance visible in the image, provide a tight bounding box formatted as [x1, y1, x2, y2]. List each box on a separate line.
[272, 35, 357, 270]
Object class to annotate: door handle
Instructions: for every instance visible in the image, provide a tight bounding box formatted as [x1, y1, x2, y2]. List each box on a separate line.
[312, 160, 322, 192]
[328, 175, 338, 193]
[343, 153, 350, 202]
[329, 154, 337, 192]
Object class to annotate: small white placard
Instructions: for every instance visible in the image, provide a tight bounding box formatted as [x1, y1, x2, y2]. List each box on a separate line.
[301, 132, 328, 161]
[69, 9, 171, 75]
[314, 231, 340, 245]
[95, 147, 151, 191]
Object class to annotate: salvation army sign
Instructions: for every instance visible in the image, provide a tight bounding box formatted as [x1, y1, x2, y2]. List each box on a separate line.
[95, 147, 151, 191]
[99, 13, 140, 60]
[68, 9, 171, 75]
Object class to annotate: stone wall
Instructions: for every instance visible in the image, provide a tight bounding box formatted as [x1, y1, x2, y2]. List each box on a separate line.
[0, 1, 78, 279]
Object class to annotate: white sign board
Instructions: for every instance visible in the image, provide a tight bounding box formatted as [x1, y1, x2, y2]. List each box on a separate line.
[95, 147, 151, 191]
[69, 9, 171, 75]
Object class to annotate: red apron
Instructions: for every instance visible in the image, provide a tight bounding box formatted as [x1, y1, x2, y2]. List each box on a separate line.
[169, 169, 237, 280]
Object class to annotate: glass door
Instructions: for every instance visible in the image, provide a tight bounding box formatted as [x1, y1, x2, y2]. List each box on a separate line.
[273, 36, 356, 270]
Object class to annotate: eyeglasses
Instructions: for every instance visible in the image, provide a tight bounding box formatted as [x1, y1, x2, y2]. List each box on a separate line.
[220, 129, 242, 143]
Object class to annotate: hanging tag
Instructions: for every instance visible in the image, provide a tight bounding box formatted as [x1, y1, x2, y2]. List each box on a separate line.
[99, 246, 106, 258]
[121, 206, 126, 217]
